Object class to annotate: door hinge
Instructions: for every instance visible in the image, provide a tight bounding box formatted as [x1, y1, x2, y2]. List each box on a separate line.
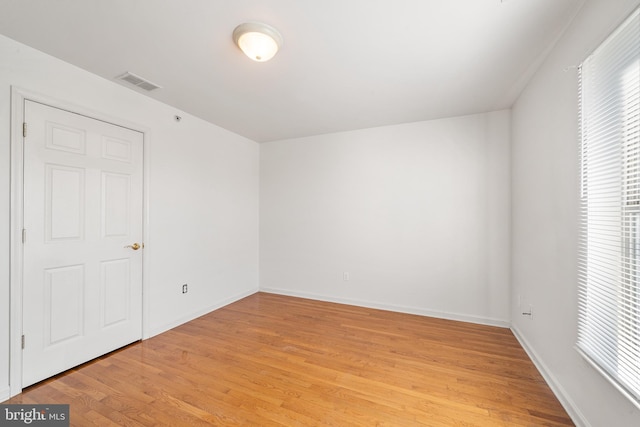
[22, 229, 26, 243]
[23, 122, 27, 138]
[21, 335, 25, 349]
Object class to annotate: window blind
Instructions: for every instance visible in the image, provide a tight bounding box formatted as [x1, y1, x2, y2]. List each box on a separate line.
[578, 6, 640, 406]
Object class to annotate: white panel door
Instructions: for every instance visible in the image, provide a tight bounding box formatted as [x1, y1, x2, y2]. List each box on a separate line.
[22, 100, 144, 387]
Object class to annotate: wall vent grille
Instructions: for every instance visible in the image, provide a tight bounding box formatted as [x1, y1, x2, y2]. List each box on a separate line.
[116, 72, 162, 91]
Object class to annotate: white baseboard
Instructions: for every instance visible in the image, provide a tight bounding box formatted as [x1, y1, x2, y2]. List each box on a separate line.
[510, 325, 589, 427]
[0, 386, 10, 403]
[146, 287, 259, 338]
[260, 287, 510, 328]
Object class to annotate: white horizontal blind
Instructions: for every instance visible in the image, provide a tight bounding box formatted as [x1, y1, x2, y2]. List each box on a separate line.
[578, 7, 640, 405]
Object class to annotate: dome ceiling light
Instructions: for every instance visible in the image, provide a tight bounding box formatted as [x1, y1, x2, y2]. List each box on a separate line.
[233, 22, 283, 62]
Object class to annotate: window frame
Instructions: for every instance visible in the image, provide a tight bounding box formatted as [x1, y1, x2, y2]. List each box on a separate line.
[577, 6, 640, 409]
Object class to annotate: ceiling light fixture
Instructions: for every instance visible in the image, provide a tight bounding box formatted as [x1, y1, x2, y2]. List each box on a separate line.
[233, 22, 283, 62]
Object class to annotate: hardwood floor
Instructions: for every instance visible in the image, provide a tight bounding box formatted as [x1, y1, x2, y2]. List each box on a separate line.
[7, 293, 574, 426]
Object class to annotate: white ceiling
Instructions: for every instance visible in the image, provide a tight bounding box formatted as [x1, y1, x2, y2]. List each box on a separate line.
[0, 0, 585, 142]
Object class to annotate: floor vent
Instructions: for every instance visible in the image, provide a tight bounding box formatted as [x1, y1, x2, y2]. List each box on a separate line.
[116, 72, 162, 91]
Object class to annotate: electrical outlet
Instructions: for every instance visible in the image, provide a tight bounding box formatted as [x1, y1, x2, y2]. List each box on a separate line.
[522, 304, 533, 320]
[182, 284, 188, 294]
[343, 272, 350, 281]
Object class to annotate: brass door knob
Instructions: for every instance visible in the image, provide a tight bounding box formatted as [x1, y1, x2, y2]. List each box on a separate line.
[124, 243, 141, 250]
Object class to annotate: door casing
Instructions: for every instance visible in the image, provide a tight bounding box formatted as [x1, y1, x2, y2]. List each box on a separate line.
[9, 86, 151, 397]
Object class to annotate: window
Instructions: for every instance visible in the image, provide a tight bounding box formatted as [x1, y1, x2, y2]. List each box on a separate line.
[578, 7, 640, 406]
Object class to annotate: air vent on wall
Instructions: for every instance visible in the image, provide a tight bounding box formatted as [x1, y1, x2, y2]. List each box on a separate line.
[116, 71, 162, 91]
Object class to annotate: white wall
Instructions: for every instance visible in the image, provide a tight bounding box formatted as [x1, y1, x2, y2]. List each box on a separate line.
[260, 111, 511, 326]
[511, 0, 640, 425]
[0, 34, 259, 400]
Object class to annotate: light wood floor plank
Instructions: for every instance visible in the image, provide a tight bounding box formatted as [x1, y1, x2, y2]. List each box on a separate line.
[7, 293, 574, 426]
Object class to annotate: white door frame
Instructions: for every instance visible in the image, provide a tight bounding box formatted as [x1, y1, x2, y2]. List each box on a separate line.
[9, 86, 151, 397]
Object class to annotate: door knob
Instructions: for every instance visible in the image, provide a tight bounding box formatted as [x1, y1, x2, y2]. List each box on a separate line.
[124, 243, 141, 250]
